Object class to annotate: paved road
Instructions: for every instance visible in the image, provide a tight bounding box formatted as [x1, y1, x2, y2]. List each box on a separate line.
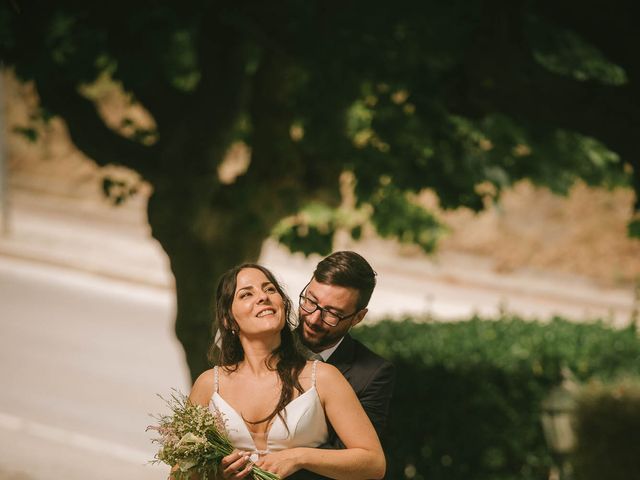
[260, 241, 635, 324]
[0, 186, 634, 323]
[0, 257, 188, 480]
[0, 250, 634, 480]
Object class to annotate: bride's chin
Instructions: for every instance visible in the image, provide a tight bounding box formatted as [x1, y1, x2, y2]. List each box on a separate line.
[261, 319, 285, 335]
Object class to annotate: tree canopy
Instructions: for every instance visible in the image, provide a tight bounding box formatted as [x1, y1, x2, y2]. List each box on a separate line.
[1, 0, 637, 378]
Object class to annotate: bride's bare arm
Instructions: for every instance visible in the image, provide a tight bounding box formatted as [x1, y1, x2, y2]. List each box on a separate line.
[255, 363, 386, 479]
[188, 370, 254, 480]
[188, 369, 215, 406]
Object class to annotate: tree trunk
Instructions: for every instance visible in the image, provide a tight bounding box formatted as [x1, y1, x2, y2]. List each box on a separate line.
[171, 238, 262, 383]
[147, 181, 269, 383]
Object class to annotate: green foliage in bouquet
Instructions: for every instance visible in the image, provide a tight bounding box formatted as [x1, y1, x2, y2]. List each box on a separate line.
[148, 391, 279, 480]
[572, 378, 640, 480]
[352, 316, 640, 480]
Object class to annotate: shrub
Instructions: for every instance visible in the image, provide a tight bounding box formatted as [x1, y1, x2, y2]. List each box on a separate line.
[352, 316, 640, 480]
[572, 379, 640, 480]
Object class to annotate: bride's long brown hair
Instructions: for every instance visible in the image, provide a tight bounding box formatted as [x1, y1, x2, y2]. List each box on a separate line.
[208, 263, 307, 428]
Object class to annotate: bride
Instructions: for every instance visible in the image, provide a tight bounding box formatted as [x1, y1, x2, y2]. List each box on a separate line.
[188, 263, 385, 479]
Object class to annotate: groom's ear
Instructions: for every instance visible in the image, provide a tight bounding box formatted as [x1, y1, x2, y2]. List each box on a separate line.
[351, 308, 368, 327]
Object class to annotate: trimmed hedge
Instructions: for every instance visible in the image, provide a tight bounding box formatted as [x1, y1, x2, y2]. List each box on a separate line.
[352, 316, 640, 480]
[573, 379, 640, 480]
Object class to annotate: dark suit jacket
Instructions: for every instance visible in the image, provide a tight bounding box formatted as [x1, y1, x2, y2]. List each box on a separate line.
[291, 334, 396, 479]
[325, 333, 395, 447]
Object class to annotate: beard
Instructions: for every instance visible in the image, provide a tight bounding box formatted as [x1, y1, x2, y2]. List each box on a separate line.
[296, 314, 344, 353]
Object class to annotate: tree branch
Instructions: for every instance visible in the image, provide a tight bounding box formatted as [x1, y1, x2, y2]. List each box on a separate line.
[534, 0, 639, 82]
[187, 2, 250, 163]
[36, 78, 155, 179]
[105, 37, 188, 133]
[445, 0, 640, 209]
[116, 72, 186, 134]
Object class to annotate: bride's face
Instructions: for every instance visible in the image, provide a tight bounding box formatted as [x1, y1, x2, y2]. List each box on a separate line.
[231, 268, 285, 336]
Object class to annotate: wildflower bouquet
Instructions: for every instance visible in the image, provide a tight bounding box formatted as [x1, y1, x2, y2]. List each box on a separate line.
[148, 391, 279, 480]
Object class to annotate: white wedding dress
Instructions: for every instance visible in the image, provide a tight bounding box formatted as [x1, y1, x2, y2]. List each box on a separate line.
[209, 360, 328, 461]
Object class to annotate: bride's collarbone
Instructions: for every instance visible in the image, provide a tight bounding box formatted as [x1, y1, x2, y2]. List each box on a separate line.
[220, 383, 280, 419]
[223, 373, 280, 394]
[218, 364, 314, 418]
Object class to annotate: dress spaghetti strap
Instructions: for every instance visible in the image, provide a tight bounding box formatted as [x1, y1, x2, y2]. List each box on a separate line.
[209, 360, 328, 456]
[311, 359, 319, 388]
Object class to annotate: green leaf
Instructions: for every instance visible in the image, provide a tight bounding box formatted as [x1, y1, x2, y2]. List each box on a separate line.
[272, 203, 336, 257]
[370, 184, 447, 253]
[627, 218, 640, 239]
[12, 126, 39, 143]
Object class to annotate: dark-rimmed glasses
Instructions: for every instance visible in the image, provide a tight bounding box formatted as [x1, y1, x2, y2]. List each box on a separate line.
[298, 283, 360, 327]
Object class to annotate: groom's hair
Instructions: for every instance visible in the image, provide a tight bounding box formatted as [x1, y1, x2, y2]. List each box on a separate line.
[313, 251, 377, 311]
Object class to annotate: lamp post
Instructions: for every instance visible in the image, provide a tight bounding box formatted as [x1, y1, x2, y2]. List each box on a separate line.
[541, 368, 578, 480]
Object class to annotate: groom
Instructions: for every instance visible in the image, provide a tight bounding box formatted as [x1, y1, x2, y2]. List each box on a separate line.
[296, 251, 395, 450]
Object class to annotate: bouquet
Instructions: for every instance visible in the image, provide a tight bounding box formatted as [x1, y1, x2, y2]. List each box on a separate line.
[148, 390, 279, 480]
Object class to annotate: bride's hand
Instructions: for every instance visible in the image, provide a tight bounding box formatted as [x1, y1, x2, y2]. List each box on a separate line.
[219, 450, 253, 479]
[254, 449, 302, 479]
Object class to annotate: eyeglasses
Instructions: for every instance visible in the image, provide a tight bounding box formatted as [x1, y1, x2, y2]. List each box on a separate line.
[298, 284, 360, 327]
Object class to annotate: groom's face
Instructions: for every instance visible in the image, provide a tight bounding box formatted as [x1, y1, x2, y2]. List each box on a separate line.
[297, 278, 366, 353]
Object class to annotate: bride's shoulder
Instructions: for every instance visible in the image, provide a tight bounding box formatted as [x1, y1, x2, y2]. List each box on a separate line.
[301, 359, 339, 375]
[298, 360, 339, 381]
[189, 368, 216, 406]
[194, 368, 216, 385]
[314, 361, 343, 383]
[313, 362, 351, 401]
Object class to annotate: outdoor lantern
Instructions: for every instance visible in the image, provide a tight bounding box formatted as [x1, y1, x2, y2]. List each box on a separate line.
[541, 368, 578, 480]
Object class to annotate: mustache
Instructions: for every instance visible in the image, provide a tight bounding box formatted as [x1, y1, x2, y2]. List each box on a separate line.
[301, 317, 324, 332]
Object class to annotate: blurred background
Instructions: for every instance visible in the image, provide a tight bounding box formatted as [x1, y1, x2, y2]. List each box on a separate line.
[1, 2, 639, 479]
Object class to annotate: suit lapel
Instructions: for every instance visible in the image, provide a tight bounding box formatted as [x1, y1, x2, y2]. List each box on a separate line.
[327, 334, 356, 376]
